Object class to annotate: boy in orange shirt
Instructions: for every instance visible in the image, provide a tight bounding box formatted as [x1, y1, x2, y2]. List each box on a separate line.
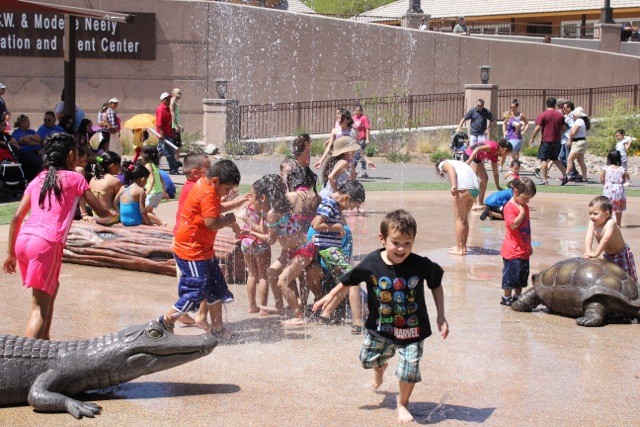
[160, 159, 242, 337]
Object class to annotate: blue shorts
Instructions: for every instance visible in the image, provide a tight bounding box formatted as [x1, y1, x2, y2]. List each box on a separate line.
[502, 258, 530, 289]
[359, 333, 424, 383]
[174, 255, 228, 312]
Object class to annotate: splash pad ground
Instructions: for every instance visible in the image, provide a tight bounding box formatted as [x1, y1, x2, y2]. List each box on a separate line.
[1, 187, 639, 425]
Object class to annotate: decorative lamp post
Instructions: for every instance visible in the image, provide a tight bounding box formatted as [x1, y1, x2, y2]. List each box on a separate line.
[479, 65, 491, 84]
[600, 0, 613, 23]
[216, 78, 228, 99]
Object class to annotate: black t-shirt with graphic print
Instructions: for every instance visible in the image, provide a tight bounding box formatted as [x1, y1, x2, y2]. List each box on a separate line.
[339, 249, 444, 345]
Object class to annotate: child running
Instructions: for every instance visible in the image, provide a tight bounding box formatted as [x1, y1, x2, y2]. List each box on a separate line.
[114, 160, 152, 226]
[500, 178, 537, 306]
[600, 149, 629, 227]
[3, 133, 114, 339]
[141, 145, 169, 226]
[160, 159, 242, 336]
[336, 209, 448, 423]
[583, 196, 637, 283]
[310, 181, 366, 333]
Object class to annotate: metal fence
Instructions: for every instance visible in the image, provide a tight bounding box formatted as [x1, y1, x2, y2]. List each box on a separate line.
[239, 85, 640, 140]
[239, 92, 465, 139]
[497, 85, 640, 118]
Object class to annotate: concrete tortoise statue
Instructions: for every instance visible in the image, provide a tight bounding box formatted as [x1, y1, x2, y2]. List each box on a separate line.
[0, 321, 217, 418]
[511, 257, 640, 327]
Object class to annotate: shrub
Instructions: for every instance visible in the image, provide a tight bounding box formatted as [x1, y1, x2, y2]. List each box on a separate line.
[429, 150, 451, 163]
[310, 138, 325, 156]
[386, 152, 412, 163]
[521, 145, 538, 157]
[364, 141, 379, 157]
[590, 98, 640, 156]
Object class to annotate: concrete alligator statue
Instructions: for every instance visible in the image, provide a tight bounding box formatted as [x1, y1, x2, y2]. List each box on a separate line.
[0, 321, 217, 418]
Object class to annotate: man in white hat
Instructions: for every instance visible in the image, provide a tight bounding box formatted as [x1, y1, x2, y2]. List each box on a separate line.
[105, 97, 123, 155]
[170, 88, 184, 165]
[156, 92, 180, 174]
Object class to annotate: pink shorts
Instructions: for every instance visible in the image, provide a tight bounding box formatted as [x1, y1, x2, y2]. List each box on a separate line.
[16, 234, 63, 296]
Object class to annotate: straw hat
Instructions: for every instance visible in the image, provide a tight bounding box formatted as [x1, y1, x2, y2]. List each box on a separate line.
[331, 136, 361, 157]
[573, 106, 587, 118]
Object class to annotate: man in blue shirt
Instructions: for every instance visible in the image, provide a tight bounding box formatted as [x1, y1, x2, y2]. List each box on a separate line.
[456, 99, 495, 144]
[36, 111, 64, 140]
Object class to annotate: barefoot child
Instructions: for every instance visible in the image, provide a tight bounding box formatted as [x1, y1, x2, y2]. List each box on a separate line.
[583, 196, 637, 283]
[141, 145, 169, 226]
[89, 151, 122, 223]
[600, 150, 629, 227]
[336, 209, 448, 423]
[115, 160, 152, 226]
[310, 181, 366, 333]
[239, 201, 271, 313]
[500, 178, 536, 306]
[436, 158, 480, 255]
[3, 133, 115, 339]
[160, 159, 242, 336]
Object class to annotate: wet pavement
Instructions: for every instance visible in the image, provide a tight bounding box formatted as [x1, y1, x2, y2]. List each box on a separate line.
[1, 177, 639, 425]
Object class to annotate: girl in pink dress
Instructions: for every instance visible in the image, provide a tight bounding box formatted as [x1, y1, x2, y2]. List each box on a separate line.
[3, 133, 114, 339]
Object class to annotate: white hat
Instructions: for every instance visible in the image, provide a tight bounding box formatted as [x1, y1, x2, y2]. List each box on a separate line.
[160, 92, 171, 101]
[108, 97, 119, 104]
[0, 83, 5, 89]
[573, 106, 586, 118]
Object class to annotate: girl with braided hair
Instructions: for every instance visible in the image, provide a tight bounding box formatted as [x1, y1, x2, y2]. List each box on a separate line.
[3, 132, 114, 339]
[88, 150, 122, 223]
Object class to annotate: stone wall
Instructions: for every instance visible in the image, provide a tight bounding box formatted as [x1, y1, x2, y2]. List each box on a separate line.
[2, 0, 640, 133]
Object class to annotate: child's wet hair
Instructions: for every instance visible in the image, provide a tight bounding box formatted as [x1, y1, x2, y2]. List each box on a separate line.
[252, 174, 291, 213]
[511, 177, 536, 196]
[287, 166, 318, 195]
[510, 159, 521, 168]
[498, 138, 513, 152]
[141, 145, 159, 165]
[338, 109, 354, 127]
[208, 159, 241, 185]
[39, 132, 77, 209]
[121, 159, 150, 185]
[607, 149, 622, 166]
[589, 196, 613, 214]
[616, 129, 625, 136]
[291, 134, 311, 158]
[337, 180, 365, 203]
[183, 152, 209, 175]
[380, 209, 417, 238]
[93, 151, 121, 180]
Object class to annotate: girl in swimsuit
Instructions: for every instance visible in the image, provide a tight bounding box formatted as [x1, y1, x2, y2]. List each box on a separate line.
[286, 166, 323, 305]
[88, 151, 122, 223]
[314, 109, 356, 169]
[319, 137, 362, 199]
[114, 160, 153, 226]
[246, 174, 316, 326]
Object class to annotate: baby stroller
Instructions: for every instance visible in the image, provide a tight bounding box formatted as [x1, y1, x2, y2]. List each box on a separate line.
[0, 136, 27, 202]
[450, 131, 468, 161]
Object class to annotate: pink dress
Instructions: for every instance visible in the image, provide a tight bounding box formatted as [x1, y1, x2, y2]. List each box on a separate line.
[16, 170, 89, 295]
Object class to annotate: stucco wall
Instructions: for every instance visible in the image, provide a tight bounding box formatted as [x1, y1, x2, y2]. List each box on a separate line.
[2, 0, 640, 132]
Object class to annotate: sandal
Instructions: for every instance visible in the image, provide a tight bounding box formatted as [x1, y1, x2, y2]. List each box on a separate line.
[351, 325, 363, 335]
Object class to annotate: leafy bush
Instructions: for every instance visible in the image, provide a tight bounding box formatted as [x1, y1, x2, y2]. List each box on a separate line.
[590, 98, 640, 156]
[310, 138, 325, 157]
[521, 145, 538, 157]
[364, 142, 379, 157]
[386, 152, 412, 163]
[429, 150, 451, 163]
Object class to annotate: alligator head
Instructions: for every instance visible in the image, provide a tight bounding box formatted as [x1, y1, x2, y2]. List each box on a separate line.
[111, 320, 218, 380]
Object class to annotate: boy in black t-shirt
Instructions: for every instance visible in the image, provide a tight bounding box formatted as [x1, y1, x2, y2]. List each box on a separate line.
[318, 209, 449, 423]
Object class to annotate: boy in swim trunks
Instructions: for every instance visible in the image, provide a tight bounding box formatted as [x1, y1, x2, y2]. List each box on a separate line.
[583, 196, 637, 283]
[160, 159, 243, 336]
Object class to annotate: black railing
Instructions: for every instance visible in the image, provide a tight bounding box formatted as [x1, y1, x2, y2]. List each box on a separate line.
[239, 85, 640, 140]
